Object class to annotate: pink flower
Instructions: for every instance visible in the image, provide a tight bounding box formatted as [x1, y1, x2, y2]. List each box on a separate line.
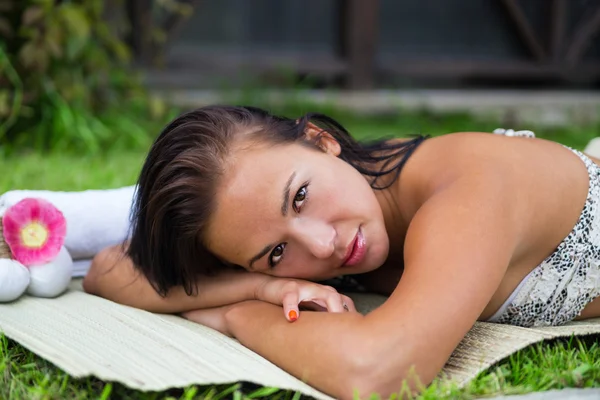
[2, 198, 67, 266]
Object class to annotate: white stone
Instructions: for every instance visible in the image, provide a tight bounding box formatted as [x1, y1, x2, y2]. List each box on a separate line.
[27, 246, 73, 298]
[584, 137, 600, 159]
[0, 259, 30, 302]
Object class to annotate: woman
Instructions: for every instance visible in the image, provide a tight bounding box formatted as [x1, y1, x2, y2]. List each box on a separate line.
[83, 105, 600, 399]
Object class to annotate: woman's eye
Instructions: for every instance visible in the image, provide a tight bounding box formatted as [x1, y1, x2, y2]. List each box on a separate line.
[269, 243, 286, 268]
[293, 185, 308, 212]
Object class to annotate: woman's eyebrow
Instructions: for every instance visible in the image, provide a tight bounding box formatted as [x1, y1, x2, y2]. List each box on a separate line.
[281, 171, 296, 216]
[248, 244, 273, 269]
[248, 171, 296, 269]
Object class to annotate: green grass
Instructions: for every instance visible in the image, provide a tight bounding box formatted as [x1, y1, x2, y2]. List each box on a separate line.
[0, 151, 146, 193]
[1, 106, 600, 399]
[3, 332, 600, 399]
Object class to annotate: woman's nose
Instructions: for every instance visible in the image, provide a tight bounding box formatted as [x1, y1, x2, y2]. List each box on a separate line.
[292, 218, 335, 259]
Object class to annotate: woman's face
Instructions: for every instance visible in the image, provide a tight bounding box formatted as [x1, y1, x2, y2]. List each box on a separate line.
[204, 135, 390, 281]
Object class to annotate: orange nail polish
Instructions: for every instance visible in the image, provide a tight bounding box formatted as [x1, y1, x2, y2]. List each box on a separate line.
[288, 310, 298, 321]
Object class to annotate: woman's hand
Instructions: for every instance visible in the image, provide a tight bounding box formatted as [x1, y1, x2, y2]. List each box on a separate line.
[256, 278, 357, 321]
[181, 278, 357, 334]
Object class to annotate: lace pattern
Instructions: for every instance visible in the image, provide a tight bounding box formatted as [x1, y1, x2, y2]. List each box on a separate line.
[495, 146, 600, 327]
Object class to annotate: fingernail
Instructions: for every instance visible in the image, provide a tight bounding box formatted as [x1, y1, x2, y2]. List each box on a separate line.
[288, 310, 298, 321]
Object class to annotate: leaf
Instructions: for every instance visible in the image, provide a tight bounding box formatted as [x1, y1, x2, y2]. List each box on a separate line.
[18, 42, 38, 68]
[182, 386, 198, 400]
[31, 0, 54, 11]
[94, 22, 111, 41]
[111, 40, 131, 63]
[178, 3, 194, 17]
[99, 382, 112, 400]
[36, 48, 49, 72]
[572, 363, 592, 379]
[22, 6, 45, 26]
[59, 5, 90, 39]
[88, 0, 104, 18]
[84, 47, 110, 70]
[17, 26, 40, 41]
[45, 20, 63, 58]
[58, 5, 91, 60]
[148, 95, 166, 119]
[45, 35, 62, 58]
[246, 387, 281, 398]
[0, 90, 10, 116]
[151, 28, 167, 44]
[19, 42, 49, 72]
[65, 36, 88, 60]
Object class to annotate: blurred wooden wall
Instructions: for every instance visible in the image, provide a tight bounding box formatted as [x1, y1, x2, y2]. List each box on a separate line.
[126, 0, 600, 89]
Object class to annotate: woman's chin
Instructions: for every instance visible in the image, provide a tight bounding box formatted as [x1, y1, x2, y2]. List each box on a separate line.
[365, 242, 390, 272]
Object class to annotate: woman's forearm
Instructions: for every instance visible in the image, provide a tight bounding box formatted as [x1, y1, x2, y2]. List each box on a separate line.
[224, 301, 375, 399]
[83, 245, 270, 313]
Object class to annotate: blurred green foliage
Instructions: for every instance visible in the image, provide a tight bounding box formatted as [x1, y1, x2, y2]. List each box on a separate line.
[0, 0, 176, 154]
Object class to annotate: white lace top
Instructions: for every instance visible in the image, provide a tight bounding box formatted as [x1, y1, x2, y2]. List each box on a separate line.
[487, 129, 600, 327]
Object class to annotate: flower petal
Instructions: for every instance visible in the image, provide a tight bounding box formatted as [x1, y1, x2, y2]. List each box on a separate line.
[3, 198, 67, 266]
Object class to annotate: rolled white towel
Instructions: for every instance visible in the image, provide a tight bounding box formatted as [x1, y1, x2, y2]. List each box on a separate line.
[0, 186, 136, 263]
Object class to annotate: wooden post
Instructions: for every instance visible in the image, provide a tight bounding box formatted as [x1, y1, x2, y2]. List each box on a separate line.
[566, 6, 600, 64]
[339, 0, 380, 89]
[550, 0, 566, 60]
[126, 0, 154, 65]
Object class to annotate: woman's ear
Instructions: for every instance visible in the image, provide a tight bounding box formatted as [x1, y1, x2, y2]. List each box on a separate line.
[302, 122, 341, 156]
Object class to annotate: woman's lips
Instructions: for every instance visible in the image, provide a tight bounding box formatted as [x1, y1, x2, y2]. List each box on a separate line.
[343, 228, 366, 266]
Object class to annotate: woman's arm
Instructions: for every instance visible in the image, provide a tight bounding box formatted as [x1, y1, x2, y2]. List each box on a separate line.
[83, 243, 271, 313]
[188, 167, 523, 399]
[83, 244, 355, 316]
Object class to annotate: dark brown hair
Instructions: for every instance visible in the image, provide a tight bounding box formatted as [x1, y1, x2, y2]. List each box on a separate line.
[127, 105, 427, 296]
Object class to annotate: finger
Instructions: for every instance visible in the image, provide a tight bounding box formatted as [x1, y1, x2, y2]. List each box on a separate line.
[281, 291, 300, 322]
[322, 291, 346, 313]
[298, 285, 345, 313]
[341, 295, 357, 312]
[298, 300, 327, 312]
[303, 298, 328, 309]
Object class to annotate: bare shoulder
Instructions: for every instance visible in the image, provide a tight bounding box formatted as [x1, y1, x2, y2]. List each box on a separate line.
[400, 132, 589, 200]
[387, 132, 592, 247]
[397, 131, 591, 277]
